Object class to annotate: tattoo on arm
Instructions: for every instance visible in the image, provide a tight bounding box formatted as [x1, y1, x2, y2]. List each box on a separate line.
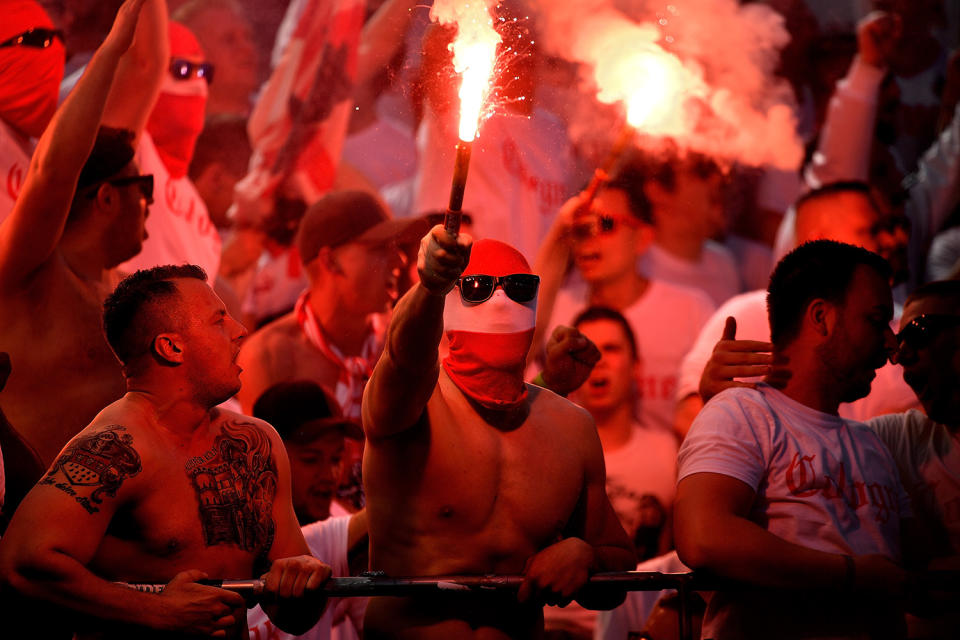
[185, 421, 278, 557]
[38, 426, 142, 514]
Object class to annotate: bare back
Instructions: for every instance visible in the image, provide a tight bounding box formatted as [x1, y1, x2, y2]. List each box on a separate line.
[363, 370, 598, 639]
[0, 258, 126, 464]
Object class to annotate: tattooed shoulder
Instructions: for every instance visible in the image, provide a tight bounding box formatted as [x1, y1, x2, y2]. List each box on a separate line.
[186, 420, 278, 556]
[39, 425, 143, 515]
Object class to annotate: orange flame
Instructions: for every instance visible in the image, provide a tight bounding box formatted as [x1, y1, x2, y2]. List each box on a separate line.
[431, 1, 501, 142]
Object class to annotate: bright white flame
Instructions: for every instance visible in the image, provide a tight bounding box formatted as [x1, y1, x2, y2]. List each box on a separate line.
[431, 0, 501, 142]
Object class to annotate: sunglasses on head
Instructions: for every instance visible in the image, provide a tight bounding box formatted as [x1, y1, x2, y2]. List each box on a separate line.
[571, 214, 638, 240]
[169, 58, 214, 84]
[85, 174, 154, 204]
[457, 273, 540, 304]
[896, 314, 960, 350]
[0, 28, 63, 49]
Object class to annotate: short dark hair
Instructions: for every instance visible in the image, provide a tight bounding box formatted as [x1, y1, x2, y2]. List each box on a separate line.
[103, 264, 208, 368]
[603, 161, 653, 224]
[572, 306, 639, 361]
[188, 114, 252, 182]
[75, 126, 137, 193]
[767, 240, 891, 346]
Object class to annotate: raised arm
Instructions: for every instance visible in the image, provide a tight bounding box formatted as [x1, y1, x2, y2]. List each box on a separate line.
[803, 12, 900, 188]
[530, 192, 587, 365]
[0, 0, 145, 291]
[0, 422, 247, 634]
[362, 225, 471, 441]
[100, 0, 168, 141]
[354, 0, 419, 88]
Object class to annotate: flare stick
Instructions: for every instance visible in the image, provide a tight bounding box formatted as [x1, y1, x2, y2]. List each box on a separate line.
[444, 140, 473, 236]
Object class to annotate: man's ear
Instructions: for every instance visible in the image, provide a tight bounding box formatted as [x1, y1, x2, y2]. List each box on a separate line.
[807, 299, 836, 338]
[318, 246, 342, 275]
[152, 333, 185, 365]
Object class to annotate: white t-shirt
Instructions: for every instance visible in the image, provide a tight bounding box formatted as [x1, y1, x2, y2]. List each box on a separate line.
[604, 424, 678, 541]
[543, 424, 679, 637]
[119, 132, 221, 278]
[870, 410, 960, 557]
[412, 106, 577, 264]
[676, 288, 920, 422]
[639, 241, 741, 307]
[550, 278, 716, 432]
[0, 120, 32, 225]
[678, 384, 911, 639]
[247, 515, 363, 640]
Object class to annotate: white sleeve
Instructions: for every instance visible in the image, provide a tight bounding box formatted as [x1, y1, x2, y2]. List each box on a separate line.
[804, 57, 886, 188]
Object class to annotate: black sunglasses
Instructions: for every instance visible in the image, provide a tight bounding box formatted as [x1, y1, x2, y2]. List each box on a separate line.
[571, 214, 637, 240]
[896, 314, 960, 350]
[85, 174, 154, 204]
[0, 28, 64, 49]
[457, 274, 540, 304]
[169, 58, 214, 84]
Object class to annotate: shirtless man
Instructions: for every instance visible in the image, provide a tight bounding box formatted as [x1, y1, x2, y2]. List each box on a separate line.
[0, 0, 167, 467]
[362, 228, 636, 638]
[0, 264, 331, 638]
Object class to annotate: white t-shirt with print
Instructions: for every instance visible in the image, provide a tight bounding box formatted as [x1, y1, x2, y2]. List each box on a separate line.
[120, 132, 221, 278]
[679, 384, 911, 639]
[550, 278, 716, 432]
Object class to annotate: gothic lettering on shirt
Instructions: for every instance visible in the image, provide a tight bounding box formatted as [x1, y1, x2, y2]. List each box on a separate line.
[186, 421, 278, 554]
[785, 452, 898, 523]
[39, 425, 142, 514]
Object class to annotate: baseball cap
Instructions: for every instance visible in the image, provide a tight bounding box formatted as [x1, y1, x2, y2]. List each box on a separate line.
[297, 190, 427, 265]
[253, 380, 364, 444]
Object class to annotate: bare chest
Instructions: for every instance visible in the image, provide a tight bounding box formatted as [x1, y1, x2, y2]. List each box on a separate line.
[93, 421, 280, 580]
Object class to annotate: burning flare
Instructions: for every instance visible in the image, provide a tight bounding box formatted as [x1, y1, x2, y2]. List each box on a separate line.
[430, 0, 501, 142]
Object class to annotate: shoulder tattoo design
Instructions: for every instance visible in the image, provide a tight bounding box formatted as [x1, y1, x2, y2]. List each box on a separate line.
[185, 421, 278, 555]
[39, 425, 142, 514]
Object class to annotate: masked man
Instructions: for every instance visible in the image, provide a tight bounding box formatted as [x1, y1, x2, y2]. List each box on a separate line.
[361, 228, 636, 639]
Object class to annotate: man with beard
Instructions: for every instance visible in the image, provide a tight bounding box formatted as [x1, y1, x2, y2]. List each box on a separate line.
[237, 190, 423, 511]
[0, 264, 331, 638]
[361, 229, 636, 639]
[0, 0, 161, 470]
[674, 240, 916, 639]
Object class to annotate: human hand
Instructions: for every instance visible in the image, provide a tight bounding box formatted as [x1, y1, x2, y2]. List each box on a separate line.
[698, 317, 775, 402]
[154, 570, 247, 637]
[858, 11, 901, 69]
[260, 554, 332, 602]
[103, 0, 148, 55]
[541, 326, 601, 396]
[417, 224, 472, 297]
[518, 537, 595, 606]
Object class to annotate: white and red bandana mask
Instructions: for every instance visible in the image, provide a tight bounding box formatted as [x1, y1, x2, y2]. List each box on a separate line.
[442, 239, 537, 411]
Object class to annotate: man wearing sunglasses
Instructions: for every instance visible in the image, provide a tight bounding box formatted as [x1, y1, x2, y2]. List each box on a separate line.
[535, 165, 717, 435]
[119, 21, 222, 282]
[0, 1, 66, 223]
[362, 228, 636, 639]
[0, 0, 155, 479]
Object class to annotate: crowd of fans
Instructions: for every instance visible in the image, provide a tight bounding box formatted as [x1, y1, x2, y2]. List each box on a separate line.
[0, 0, 959, 638]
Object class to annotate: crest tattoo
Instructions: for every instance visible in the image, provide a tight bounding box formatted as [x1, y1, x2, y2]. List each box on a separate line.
[40, 425, 142, 514]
